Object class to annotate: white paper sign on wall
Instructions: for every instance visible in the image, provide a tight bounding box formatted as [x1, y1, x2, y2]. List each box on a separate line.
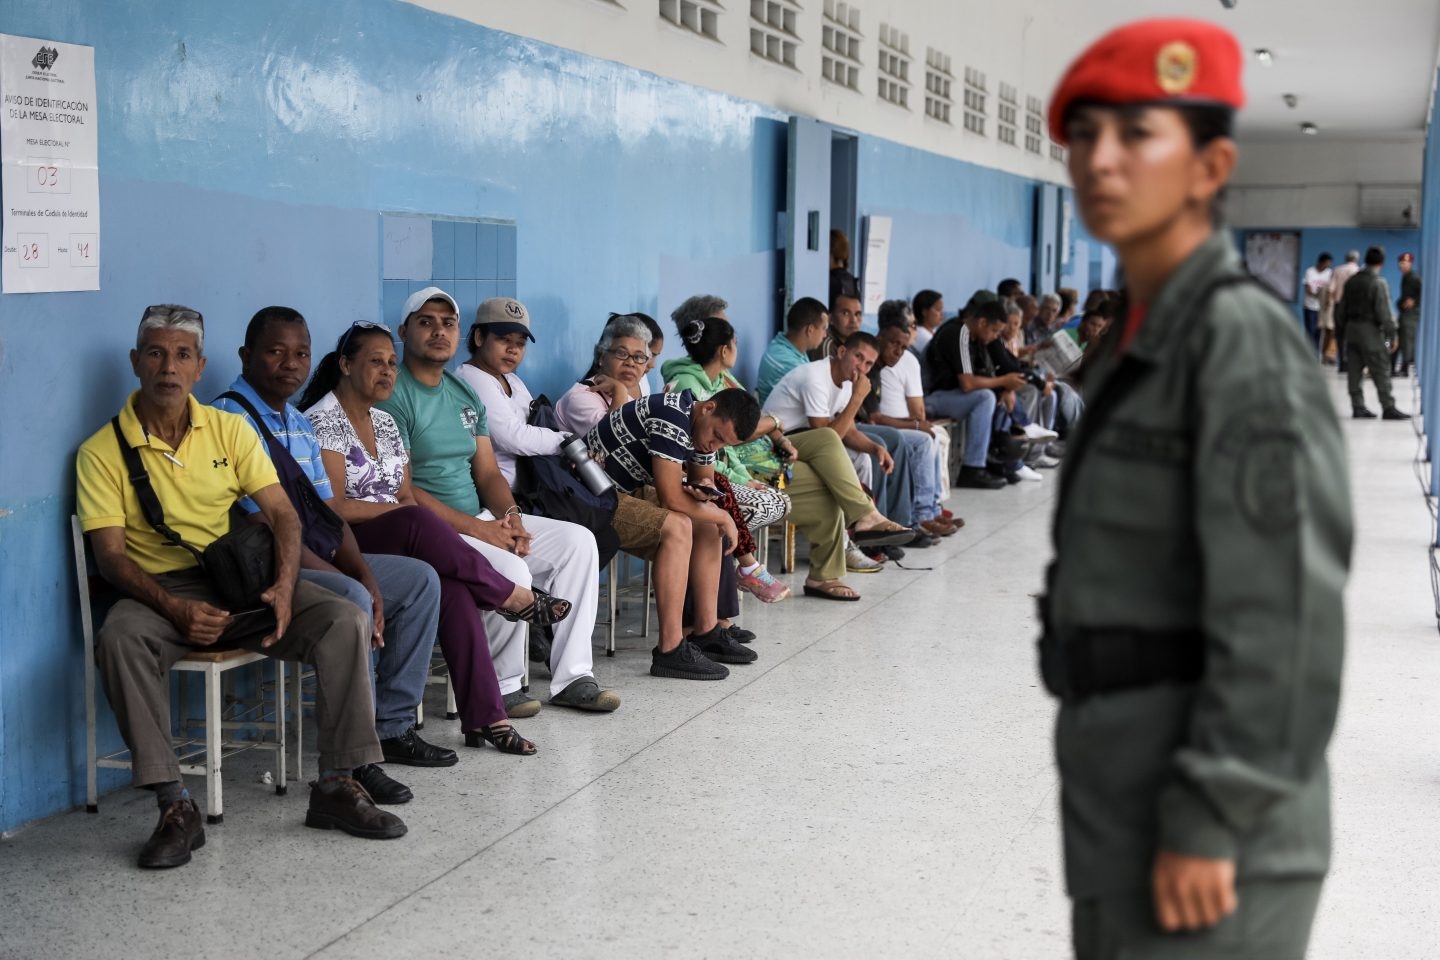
[861, 215, 891, 315]
[1, 33, 100, 293]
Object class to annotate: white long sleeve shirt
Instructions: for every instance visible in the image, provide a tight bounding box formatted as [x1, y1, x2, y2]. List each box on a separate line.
[455, 363, 566, 489]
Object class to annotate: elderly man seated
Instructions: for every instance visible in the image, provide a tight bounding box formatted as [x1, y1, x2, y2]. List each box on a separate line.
[76, 304, 404, 870]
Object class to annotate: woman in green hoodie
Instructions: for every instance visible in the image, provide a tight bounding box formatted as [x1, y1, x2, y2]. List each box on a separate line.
[661, 312, 791, 603]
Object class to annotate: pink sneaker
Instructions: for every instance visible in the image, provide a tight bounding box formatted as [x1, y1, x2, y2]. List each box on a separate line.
[737, 565, 791, 603]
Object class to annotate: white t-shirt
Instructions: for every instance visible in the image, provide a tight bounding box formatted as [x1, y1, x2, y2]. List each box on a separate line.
[455, 362, 565, 489]
[911, 325, 934, 355]
[878, 350, 923, 419]
[1303, 267, 1333, 311]
[763, 358, 851, 431]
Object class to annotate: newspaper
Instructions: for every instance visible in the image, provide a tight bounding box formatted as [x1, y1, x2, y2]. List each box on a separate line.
[1031, 331, 1083, 376]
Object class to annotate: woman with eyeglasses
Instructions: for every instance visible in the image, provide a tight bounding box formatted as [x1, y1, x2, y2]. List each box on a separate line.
[298, 323, 573, 756]
[556, 314, 761, 654]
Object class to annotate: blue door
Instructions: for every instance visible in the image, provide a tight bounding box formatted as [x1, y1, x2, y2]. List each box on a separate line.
[786, 116, 834, 310]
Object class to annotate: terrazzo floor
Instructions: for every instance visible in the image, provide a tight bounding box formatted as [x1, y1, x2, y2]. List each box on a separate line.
[0, 374, 1434, 960]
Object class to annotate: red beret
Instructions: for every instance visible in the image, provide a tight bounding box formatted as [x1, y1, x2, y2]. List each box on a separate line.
[1399, 252, 1415, 263]
[1048, 18, 1245, 144]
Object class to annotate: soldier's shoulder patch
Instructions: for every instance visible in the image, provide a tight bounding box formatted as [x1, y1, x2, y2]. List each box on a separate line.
[1214, 404, 1301, 536]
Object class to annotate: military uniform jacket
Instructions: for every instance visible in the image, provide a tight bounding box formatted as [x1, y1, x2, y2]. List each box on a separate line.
[1400, 272, 1422, 313]
[1043, 231, 1353, 898]
[1341, 268, 1397, 339]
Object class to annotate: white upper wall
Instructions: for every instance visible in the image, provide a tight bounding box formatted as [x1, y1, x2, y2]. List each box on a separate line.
[402, 0, 1437, 224]
[404, 0, 1101, 185]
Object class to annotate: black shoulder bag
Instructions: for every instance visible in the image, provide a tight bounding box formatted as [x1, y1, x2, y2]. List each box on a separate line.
[215, 391, 345, 562]
[111, 418, 284, 613]
[512, 395, 622, 568]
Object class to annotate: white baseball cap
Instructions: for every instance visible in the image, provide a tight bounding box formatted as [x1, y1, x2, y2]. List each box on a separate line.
[399, 286, 459, 326]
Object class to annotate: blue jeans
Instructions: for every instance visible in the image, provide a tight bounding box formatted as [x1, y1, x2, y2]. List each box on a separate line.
[925, 388, 996, 468]
[302, 554, 440, 740]
[857, 423, 916, 526]
[894, 427, 942, 521]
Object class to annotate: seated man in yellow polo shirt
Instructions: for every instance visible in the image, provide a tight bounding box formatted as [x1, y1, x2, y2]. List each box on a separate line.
[75, 304, 406, 870]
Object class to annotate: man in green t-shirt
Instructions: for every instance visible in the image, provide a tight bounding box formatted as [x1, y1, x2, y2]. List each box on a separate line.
[378, 288, 616, 715]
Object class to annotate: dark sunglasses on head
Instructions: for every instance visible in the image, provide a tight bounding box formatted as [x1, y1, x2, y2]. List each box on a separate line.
[338, 320, 392, 354]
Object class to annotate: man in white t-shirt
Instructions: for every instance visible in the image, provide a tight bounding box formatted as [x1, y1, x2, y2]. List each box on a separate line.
[763, 332, 892, 492]
[1302, 252, 1333, 356]
[871, 304, 959, 536]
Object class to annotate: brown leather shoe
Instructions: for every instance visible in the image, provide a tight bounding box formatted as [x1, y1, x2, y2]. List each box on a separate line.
[137, 798, 205, 869]
[920, 518, 958, 537]
[305, 776, 407, 839]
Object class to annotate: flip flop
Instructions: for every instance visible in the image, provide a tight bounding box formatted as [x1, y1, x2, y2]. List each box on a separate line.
[803, 580, 861, 602]
[851, 527, 915, 548]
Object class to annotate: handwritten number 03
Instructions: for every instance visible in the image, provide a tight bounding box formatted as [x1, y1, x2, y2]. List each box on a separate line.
[35, 165, 58, 187]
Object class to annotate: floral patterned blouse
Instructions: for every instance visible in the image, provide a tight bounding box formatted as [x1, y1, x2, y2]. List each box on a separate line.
[304, 391, 407, 503]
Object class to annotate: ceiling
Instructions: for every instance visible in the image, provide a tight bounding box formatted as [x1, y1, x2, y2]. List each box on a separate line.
[1040, 0, 1440, 142]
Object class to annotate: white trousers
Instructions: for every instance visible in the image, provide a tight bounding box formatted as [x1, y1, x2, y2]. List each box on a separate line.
[461, 511, 599, 698]
[846, 448, 874, 490]
[933, 427, 952, 502]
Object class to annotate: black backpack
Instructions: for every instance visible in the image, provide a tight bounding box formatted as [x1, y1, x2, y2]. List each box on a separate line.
[512, 395, 621, 568]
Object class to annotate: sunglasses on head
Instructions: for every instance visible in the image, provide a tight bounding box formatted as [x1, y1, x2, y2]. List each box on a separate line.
[338, 320, 393, 354]
[142, 304, 204, 325]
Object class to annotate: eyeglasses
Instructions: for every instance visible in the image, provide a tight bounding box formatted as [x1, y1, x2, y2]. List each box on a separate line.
[141, 304, 204, 325]
[338, 320, 393, 354]
[604, 347, 652, 366]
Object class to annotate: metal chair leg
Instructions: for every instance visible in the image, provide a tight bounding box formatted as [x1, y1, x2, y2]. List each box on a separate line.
[273, 659, 287, 796]
[204, 663, 223, 824]
[446, 674, 457, 719]
[607, 557, 618, 657]
[641, 561, 652, 638]
[290, 664, 304, 782]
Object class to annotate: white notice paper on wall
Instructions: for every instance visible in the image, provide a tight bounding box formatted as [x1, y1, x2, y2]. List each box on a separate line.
[861, 216, 891, 315]
[1, 34, 100, 293]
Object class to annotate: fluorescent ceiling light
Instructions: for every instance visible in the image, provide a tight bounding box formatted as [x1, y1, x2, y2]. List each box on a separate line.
[1254, 48, 1273, 65]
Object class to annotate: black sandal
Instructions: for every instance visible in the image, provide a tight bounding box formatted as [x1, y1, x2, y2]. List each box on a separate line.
[499, 588, 572, 627]
[464, 723, 537, 756]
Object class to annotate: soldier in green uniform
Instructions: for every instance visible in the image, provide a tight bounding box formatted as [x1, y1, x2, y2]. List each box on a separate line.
[1342, 246, 1410, 418]
[1395, 251, 1422, 377]
[1041, 19, 1353, 959]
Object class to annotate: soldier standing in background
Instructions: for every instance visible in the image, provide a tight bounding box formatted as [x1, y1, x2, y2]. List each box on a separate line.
[1395, 251, 1422, 377]
[1342, 246, 1410, 418]
[1040, 19, 1353, 959]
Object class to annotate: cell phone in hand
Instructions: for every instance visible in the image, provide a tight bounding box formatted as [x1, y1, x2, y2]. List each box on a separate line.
[685, 481, 723, 500]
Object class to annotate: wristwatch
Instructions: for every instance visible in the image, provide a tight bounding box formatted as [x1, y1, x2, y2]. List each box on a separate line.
[771, 414, 785, 435]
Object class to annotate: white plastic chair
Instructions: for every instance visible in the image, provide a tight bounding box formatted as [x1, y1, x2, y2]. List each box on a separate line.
[74, 516, 289, 824]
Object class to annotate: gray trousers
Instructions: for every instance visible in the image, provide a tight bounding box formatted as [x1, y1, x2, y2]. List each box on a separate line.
[1346, 322, 1396, 411]
[1072, 879, 1322, 960]
[97, 571, 382, 784]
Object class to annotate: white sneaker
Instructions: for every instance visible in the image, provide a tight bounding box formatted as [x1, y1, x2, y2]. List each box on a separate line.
[1030, 453, 1061, 469]
[1021, 423, 1060, 442]
[1013, 464, 1044, 482]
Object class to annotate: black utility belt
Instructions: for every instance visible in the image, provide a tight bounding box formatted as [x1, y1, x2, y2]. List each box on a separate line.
[1042, 628, 1204, 702]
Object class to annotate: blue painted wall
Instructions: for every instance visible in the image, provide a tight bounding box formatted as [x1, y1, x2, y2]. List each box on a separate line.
[857, 139, 1037, 312]
[0, 0, 1065, 832]
[1419, 68, 1439, 496]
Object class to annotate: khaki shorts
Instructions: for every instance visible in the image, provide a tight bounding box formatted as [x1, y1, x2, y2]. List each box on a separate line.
[611, 488, 669, 560]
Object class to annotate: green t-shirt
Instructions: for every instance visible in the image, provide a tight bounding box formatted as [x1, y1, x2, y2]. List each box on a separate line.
[377, 365, 489, 515]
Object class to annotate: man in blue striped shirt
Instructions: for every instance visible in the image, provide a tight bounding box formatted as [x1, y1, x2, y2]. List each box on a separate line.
[213, 306, 451, 803]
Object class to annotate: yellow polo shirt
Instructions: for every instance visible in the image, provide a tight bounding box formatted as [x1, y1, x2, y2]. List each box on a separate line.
[76, 392, 280, 575]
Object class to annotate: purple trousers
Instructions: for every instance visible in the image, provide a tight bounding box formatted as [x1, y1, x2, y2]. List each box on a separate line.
[352, 506, 514, 731]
